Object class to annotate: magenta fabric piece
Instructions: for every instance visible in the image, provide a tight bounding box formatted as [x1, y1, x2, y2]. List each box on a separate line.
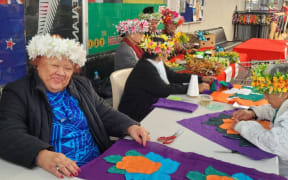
[78, 139, 284, 180]
[177, 110, 276, 160]
[152, 98, 198, 113]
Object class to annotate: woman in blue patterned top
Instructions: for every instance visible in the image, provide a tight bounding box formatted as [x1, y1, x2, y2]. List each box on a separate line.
[0, 34, 150, 178]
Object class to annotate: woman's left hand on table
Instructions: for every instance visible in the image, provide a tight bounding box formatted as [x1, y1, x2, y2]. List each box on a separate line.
[127, 125, 150, 147]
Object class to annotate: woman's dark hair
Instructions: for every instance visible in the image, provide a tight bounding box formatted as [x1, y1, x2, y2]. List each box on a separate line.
[142, 37, 165, 60]
[143, 6, 154, 14]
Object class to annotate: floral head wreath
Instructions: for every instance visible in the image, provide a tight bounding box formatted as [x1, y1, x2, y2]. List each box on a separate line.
[26, 34, 87, 67]
[115, 18, 149, 36]
[140, 34, 174, 56]
[251, 63, 288, 94]
[161, 8, 184, 26]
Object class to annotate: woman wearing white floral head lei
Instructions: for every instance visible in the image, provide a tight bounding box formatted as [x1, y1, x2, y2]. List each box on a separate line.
[114, 18, 149, 71]
[0, 34, 150, 178]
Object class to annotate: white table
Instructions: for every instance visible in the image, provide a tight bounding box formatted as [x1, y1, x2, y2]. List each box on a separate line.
[0, 95, 279, 179]
[0, 158, 82, 180]
[141, 95, 279, 175]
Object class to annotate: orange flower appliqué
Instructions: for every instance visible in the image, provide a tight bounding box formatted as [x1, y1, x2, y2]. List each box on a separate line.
[220, 119, 271, 135]
[116, 156, 161, 174]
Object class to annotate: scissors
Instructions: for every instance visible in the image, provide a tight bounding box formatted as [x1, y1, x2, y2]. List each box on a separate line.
[157, 129, 184, 144]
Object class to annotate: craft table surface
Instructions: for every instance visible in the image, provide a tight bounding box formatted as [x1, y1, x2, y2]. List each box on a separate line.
[0, 96, 279, 179]
[141, 95, 279, 175]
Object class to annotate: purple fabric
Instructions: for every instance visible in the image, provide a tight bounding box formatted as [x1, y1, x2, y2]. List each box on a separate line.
[177, 110, 276, 160]
[201, 89, 212, 94]
[152, 98, 198, 113]
[78, 139, 284, 180]
[227, 82, 233, 89]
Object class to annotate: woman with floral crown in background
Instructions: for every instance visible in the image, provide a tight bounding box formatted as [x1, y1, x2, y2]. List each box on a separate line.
[118, 34, 213, 122]
[161, 8, 184, 38]
[139, 6, 162, 35]
[114, 18, 149, 71]
[232, 63, 288, 178]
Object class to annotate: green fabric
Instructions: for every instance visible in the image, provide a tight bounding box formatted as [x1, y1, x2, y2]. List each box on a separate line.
[104, 155, 123, 164]
[107, 165, 126, 174]
[170, 64, 187, 72]
[242, 86, 259, 93]
[125, 150, 144, 156]
[186, 171, 206, 180]
[205, 104, 224, 111]
[239, 138, 255, 147]
[203, 117, 223, 126]
[167, 95, 182, 101]
[219, 113, 232, 119]
[204, 114, 256, 147]
[272, 109, 279, 124]
[230, 93, 264, 102]
[224, 134, 241, 140]
[242, 86, 254, 90]
[219, 81, 228, 87]
[216, 127, 227, 134]
[210, 81, 217, 92]
[205, 166, 229, 177]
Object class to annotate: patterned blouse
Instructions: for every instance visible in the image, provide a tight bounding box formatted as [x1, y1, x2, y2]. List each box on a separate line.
[47, 89, 100, 166]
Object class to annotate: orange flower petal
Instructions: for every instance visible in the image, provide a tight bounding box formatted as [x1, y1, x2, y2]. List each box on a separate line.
[116, 156, 161, 174]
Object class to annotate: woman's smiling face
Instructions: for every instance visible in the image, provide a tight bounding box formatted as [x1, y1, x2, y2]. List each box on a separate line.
[37, 56, 74, 93]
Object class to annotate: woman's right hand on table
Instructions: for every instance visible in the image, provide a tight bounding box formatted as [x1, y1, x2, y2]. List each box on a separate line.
[233, 109, 256, 121]
[36, 149, 80, 178]
[199, 82, 210, 93]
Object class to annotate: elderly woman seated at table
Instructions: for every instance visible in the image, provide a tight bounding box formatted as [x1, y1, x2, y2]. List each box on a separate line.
[161, 8, 186, 55]
[139, 6, 162, 35]
[0, 34, 150, 178]
[232, 63, 288, 178]
[114, 18, 149, 71]
[118, 35, 213, 122]
[161, 8, 184, 38]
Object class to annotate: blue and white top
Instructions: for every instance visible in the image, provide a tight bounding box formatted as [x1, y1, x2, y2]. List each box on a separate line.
[47, 89, 100, 166]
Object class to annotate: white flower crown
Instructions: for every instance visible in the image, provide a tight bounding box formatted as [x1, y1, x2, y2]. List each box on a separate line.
[26, 34, 87, 67]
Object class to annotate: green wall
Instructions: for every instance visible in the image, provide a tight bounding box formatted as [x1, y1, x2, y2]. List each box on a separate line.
[88, 3, 164, 54]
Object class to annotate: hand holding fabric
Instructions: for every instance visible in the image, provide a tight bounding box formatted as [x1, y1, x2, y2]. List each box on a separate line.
[199, 82, 210, 93]
[127, 125, 150, 147]
[233, 110, 256, 121]
[36, 149, 80, 178]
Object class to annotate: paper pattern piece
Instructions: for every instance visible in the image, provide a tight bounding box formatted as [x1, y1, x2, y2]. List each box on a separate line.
[78, 139, 285, 180]
[177, 110, 276, 160]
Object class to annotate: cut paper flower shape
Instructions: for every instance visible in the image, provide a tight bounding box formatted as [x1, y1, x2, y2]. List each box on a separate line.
[204, 114, 271, 147]
[186, 166, 253, 180]
[104, 150, 180, 180]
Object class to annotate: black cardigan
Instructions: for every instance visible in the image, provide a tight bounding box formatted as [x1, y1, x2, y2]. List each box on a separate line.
[0, 70, 138, 168]
[118, 58, 202, 122]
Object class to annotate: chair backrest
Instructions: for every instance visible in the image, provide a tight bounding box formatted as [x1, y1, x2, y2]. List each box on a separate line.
[110, 68, 133, 110]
